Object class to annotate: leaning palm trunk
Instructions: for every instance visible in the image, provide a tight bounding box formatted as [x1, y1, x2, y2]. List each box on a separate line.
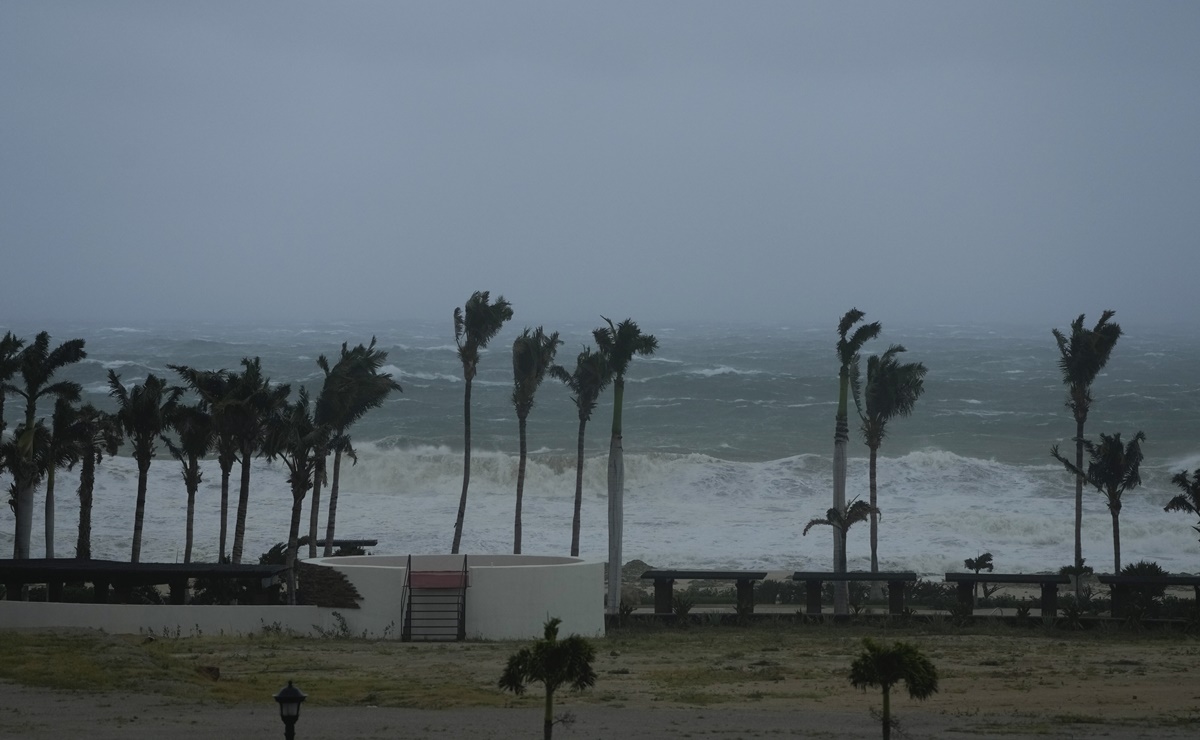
[130, 461, 150, 563]
[308, 455, 325, 558]
[606, 382, 626, 615]
[832, 415, 849, 614]
[285, 485, 306, 606]
[868, 444, 884, 602]
[514, 416, 528, 554]
[323, 449, 344, 557]
[452, 378, 474, 555]
[76, 454, 95, 559]
[231, 451, 252, 564]
[570, 417, 588, 557]
[44, 468, 56, 558]
[1073, 417, 1085, 596]
[1110, 508, 1121, 574]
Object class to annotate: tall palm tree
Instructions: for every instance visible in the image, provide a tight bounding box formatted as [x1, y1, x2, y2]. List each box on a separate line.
[262, 388, 325, 604]
[170, 365, 239, 561]
[498, 617, 597, 740]
[3, 331, 86, 559]
[44, 397, 86, 558]
[859, 345, 926, 576]
[1052, 311, 1121, 584]
[163, 402, 214, 564]
[316, 338, 402, 557]
[593, 317, 657, 615]
[70, 404, 122, 560]
[0, 331, 26, 438]
[1165, 469, 1200, 545]
[549, 347, 611, 557]
[451, 291, 514, 555]
[832, 309, 880, 614]
[108, 371, 182, 563]
[223, 358, 290, 564]
[848, 638, 939, 740]
[511, 327, 561, 554]
[1052, 431, 1145, 573]
[2, 421, 49, 560]
[802, 498, 878, 567]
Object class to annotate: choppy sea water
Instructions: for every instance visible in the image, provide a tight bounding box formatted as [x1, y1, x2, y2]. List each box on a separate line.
[2, 319, 1198, 576]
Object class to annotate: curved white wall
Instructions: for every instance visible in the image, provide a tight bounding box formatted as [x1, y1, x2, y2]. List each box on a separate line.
[307, 553, 604, 640]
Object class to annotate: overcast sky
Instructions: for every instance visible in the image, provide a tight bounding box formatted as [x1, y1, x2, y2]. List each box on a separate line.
[3, 2, 1198, 327]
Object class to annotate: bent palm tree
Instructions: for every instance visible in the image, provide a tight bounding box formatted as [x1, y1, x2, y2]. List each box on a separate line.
[316, 338, 401, 557]
[1165, 469, 1200, 545]
[70, 405, 122, 560]
[451, 291, 514, 554]
[802, 498, 878, 568]
[1052, 431, 1145, 573]
[1052, 311, 1121, 586]
[3, 332, 86, 559]
[511, 327, 561, 554]
[498, 617, 597, 740]
[594, 317, 657, 615]
[108, 371, 182, 563]
[832, 309, 880, 614]
[849, 638, 939, 740]
[164, 402, 214, 563]
[1, 421, 50, 561]
[45, 397, 86, 558]
[860, 345, 926, 576]
[549, 347, 611, 557]
[262, 388, 325, 604]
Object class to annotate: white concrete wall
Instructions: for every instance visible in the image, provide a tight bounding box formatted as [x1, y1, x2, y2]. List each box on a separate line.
[0, 601, 329, 637]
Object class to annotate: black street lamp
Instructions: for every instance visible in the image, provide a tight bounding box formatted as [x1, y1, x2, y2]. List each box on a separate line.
[273, 680, 307, 740]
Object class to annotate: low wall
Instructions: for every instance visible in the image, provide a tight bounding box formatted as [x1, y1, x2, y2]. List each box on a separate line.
[308, 554, 605, 640]
[0, 601, 330, 637]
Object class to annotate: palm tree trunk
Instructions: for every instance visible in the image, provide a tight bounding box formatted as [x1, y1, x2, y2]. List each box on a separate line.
[308, 455, 325, 559]
[14, 480, 34, 559]
[452, 378, 473, 555]
[323, 448, 344, 557]
[1073, 416, 1085, 597]
[185, 458, 198, 564]
[832, 414, 849, 615]
[543, 687, 555, 740]
[881, 685, 892, 740]
[1111, 508, 1121, 574]
[571, 417, 587, 557]
[232, 449, 252, 564]
[77, 454, 94, 560]
[45, 466, 56, 558]
[869, 445, 879, 573]
[607, 380, 626, 616]
[286, 487, 305, 606]
[218, 460, 232, 561]
[515, 416, 527, 554]
[131, 460, 150, 563]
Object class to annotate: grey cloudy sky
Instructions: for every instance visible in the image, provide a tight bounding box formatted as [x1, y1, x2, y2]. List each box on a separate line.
[3, 1, 1198, 327]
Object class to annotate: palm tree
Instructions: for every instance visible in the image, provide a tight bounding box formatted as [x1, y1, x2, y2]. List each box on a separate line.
[593, 317, 657, 615]
[848, 638, 939, 740]
[0, 331, 26, 438]
[549, 347, 611, 557]
[163, 402, 214, 564]
[802, 498, 878, 568]
[860, 345, 926, 576]
[451, 291, 514, 554]
[70, 404, 122, 560]
[963, 552, 994, 600]
[1, 421, 50, 560]
[223, 358, 290, 564]
[3, 332, 86, 559]
[44, 397, 86, 558]
[1052, 311, 1121, 586]
[170, 365, 239, 561]
[832, 309, 880, 614]
[498, 617, 597, 740]
[262, 388, 325, 604]
[1165, 469, 1200, 545]
[1052, 431, 1145, 573]
[511, 327, 561, 554]
[108, 371, 182, 563]
[316, 338, 402, 557]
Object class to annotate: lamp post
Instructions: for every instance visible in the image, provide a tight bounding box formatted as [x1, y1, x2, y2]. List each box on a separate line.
[274, 680, 307, 740]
